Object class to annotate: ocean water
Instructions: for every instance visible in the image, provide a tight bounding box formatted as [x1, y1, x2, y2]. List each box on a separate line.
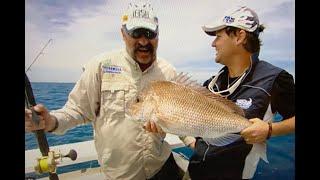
[25, 82, 295, 179]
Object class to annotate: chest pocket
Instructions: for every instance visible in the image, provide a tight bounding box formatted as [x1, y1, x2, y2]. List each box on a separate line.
[101, 82, 129, 115]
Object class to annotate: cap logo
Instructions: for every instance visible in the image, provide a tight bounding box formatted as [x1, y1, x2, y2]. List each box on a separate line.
[122, 2, 158, 30]
[224, 16, 235, 24]
[133, 9, 149, 19]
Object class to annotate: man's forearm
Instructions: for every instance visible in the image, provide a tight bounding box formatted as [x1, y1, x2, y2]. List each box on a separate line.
[271, 116, 295, 137]
[49, 109, 85, 135]
[47, 115, 59, 132]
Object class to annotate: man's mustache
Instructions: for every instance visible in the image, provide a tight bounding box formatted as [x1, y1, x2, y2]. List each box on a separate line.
[135, 43, 154, 53]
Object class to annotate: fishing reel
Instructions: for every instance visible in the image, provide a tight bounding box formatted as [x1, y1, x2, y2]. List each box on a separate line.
[34, 149, 77, 174]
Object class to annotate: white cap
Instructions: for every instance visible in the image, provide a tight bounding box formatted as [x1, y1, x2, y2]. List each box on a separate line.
[121, 1, 158, 32]
[202, 6, 260, 36]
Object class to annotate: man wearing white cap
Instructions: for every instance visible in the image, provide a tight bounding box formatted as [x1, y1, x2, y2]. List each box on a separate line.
[25, 1, 183, 179]
[184, 6, 295, 179]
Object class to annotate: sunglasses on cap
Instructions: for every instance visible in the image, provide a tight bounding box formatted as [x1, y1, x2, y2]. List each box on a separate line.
[124, 26, 158, 40]
[208, 69, 248, 98]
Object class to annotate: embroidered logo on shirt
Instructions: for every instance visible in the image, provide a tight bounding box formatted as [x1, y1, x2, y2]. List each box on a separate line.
[103, 65, 122, 74]
[235, 98, 252, 109]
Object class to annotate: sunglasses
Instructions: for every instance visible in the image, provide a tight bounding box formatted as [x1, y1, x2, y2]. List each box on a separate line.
[124, 27, 158, 40]
[208, 69, 247, 98]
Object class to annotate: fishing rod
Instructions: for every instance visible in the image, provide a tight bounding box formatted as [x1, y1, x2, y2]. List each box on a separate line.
[25, 40, 77, 180]
[26, 39, 52, 73]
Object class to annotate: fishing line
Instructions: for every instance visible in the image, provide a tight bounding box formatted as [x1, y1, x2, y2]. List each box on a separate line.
[26, 39, 53, 73]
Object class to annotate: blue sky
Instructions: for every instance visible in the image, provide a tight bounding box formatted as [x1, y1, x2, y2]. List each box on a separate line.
[25, 0, 295, 83]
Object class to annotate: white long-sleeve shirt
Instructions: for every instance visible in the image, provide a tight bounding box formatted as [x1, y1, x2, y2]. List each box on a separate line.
[50, 49, 177, 179]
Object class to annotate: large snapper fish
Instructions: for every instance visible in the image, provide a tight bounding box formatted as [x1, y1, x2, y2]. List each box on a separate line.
[128, 73, 269, 179]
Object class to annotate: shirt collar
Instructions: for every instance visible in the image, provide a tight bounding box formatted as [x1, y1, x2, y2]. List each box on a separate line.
[221, 53, 259, 78]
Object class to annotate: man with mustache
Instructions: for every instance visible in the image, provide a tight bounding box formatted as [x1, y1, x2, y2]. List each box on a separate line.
[25, 1, 182, 180]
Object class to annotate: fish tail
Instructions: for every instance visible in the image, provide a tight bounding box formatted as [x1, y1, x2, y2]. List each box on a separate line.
[242, 142, 268, 179]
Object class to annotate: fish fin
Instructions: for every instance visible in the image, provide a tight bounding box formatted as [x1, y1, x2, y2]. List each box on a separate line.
[262, 104, 274, 123]
[173, 72, 245, 117]
[242, 142, 268, 179]
[172, 72, 201, 88]
[203, 133, 241, 146]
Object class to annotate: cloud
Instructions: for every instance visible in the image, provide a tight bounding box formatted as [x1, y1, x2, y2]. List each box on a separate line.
[25, 0, 295, 82]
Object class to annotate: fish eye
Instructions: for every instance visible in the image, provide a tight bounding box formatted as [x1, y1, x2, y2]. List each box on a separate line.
[136, 98, 140, 103]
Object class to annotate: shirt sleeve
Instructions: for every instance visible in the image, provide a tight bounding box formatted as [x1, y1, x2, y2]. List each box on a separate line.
[50, 59, 102, 135]
[271, 70, 295, 120]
